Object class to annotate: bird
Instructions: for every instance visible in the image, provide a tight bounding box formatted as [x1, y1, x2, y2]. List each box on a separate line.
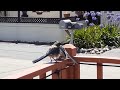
[32, 41, 78, 64]
[32, 41, 64, 63]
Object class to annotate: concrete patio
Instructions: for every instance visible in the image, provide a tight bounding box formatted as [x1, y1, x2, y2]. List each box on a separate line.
[0, 42, 120, 79]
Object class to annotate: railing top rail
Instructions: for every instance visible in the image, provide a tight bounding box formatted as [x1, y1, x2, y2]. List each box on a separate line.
[2, 44, 119, 79]
[74, 55, 120, 64]
[3, 56, 120, 79]
[2, 60, 69, 79]
[74, 55, 120, 60]
[2, 63, 52, 79]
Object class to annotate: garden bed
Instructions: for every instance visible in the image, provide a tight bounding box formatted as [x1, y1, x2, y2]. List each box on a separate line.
[72, 11, 120, 54]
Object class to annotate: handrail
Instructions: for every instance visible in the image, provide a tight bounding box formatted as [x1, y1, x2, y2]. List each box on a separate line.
[2, 44, 120, 79]
[2, 60, 70, 79]
[74, 56, 120, 79]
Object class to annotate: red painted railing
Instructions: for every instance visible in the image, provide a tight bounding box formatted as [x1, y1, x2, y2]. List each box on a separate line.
[2, 44, 120, 79]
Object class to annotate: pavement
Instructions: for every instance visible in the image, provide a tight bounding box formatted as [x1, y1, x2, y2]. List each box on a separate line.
[0, 42, 51, 79]
[0, 42, 120, 79]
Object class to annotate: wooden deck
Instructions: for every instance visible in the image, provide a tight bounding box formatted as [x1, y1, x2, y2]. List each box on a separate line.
[3, 44, 120, 79]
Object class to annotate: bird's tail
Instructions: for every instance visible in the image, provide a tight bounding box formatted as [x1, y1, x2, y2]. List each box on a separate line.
[32, 53, 49, 63]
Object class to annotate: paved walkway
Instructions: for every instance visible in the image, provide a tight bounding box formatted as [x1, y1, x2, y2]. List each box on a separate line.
[0, 42, 51, 78]
[0, 42, 120, 79]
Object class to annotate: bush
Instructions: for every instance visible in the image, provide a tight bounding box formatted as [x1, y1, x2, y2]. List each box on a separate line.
[73, 25, 120, 49]
[65, 11, 120, 49]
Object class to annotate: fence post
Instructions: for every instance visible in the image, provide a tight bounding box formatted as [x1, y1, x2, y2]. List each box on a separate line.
[59, 11, 62, 20]
[61, 44, 80, 79]
[4, 11, 7, 16]
[61, 63, 68, 79]
[18, 11, 20, 23]
[74, 64, 80, 79]
[52, 69, 61, 79]
[40, 73, 46, 79]
[97, 63, 103, 79]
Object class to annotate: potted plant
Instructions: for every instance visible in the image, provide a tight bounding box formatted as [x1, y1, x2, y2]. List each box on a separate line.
[64, 11, 70, 18]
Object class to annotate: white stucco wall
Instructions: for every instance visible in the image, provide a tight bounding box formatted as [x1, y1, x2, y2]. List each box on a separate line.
[0, 23, 67, 42]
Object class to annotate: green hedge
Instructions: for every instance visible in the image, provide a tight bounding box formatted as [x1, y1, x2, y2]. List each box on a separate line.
[73, 25, 120, 49]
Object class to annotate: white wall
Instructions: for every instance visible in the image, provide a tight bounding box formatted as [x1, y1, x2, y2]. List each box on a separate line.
[0, 23, 67, 42]
[7, 11, 77, 18]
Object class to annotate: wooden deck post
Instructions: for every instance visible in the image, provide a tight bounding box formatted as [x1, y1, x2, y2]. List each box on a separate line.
[40, 73, 46, 79]
[62, 44, 80, 79]
[97, 63, 103, 79]
[52, 69, 62, 79]
[61, 63, 68, 79]
[74, 64, 80, 79]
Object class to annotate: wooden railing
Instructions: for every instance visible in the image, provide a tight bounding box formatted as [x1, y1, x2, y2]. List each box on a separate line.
[2, 44, 120, 79]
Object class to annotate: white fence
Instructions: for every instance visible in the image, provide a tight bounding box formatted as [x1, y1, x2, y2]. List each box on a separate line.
[0, 23, 67, 42]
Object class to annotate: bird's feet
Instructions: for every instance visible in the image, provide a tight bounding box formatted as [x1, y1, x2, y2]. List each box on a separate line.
[49, 59, 57, 63]
[56, 56, 65, 61]
[50, 58, 63, 64]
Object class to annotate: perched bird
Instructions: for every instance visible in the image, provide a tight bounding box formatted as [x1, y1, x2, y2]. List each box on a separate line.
[32, 41, 63, 63]
[32, 41, 78, 64]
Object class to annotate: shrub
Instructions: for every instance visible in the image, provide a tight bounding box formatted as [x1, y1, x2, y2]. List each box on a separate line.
[73, 25, 120, 49]
[69, 11, 120, 49]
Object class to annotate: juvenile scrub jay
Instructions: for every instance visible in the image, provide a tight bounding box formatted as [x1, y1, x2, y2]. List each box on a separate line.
[32, 41, 78, 64]
[32, 41, 64, 63]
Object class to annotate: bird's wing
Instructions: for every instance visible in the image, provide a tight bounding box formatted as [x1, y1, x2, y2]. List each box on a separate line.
[59, 46, 66, 58]
[32, 45, 59, 63]
[32, 47, 54, 63]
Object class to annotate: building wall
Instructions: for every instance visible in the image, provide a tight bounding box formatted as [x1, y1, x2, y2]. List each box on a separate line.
[6, 11, 77, 18]
[0, 11, 4, 16]
[0, 23, 67, 42]
[7, 11, 18, 17]
[0, 11, 9, 17]
[2, 11, 119, 43]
